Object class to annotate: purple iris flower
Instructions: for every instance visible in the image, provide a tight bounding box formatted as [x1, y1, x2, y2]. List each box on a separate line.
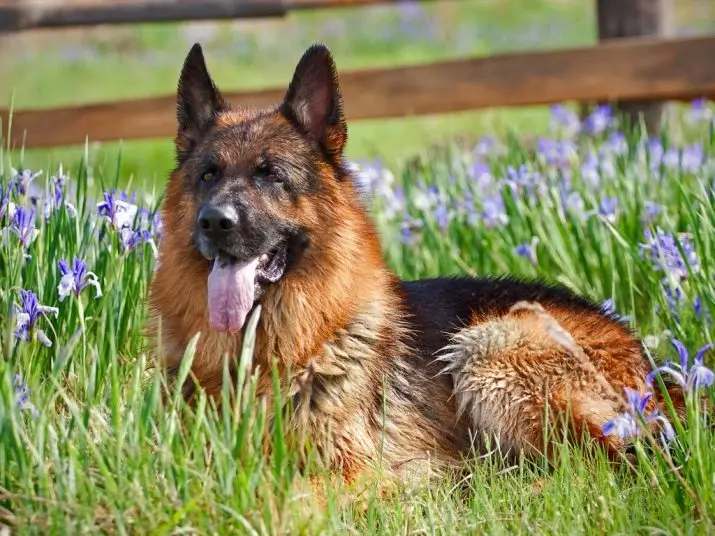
[13, 289, 59, 347]
[644, 138, 665, 172]
[580, 154, 601, 189]
[548, 104, 580, 136]
[348, 159, 408, 222]
[138, 208, 164, 240]
[602, 298, 632, 322]
[57, 257, 103, 301]
[504, 165, 542, 202]
[0, 183, 16, 222]
[515, 236, 539, 265]
[460, 191, 481, 226]
[685, 98, 713, 125]
[643, 201, 663, 223]
[640, 229, 699, 282]
[412, 184, 440, 213]
[694, 297, 703, 318]
[9, 206, 40, 248]
[692, 297, 711, 324]
[599, 197, 618, 222]
[536, 138, 576, 170]
[349, 158, 396, 198]
[661, 281, 686, 315]
[603, 131, 628, 156]
[9, 168, 43, 197]
[602, 387, 675, 443]
[582, 104, 614, 136]
[396, 0, 437, 41]
[681, 144, 705, 174]
[662, 148, 680, 170]
[400, 215, 424, 246]
[385, 187, 407, 221]
[120, 228, 146, 250]
[647, 339, 715, 392]
[97, 191, 139, 230]
[43, 166, 77, 220]
[13, 374, 39, 417]
[473, 136, 497, 158]
[119, 227, 157, 258]
[434, 202, 450, 232]
[601, 299, 616, 316]
[468, 161, 495, 190]
[482, 193, 508, 228]
[561, 189, 585, 218]
[152, 212, 163, 239]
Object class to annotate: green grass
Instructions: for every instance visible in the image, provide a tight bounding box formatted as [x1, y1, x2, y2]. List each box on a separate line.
[2, 102, 715, 533]
[3, 1, 715, 532]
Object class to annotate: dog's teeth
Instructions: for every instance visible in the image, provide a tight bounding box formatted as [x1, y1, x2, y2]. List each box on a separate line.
[260, 253, 269, 264]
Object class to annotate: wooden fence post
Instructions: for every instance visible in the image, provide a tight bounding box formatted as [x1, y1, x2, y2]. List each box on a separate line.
[594, 0, 674, 133]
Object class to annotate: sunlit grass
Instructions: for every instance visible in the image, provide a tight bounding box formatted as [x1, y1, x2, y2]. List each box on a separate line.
[2, 102, 715, 533]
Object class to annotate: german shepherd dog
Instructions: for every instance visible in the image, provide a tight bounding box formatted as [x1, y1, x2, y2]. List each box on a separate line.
[149, 43, 683, 484]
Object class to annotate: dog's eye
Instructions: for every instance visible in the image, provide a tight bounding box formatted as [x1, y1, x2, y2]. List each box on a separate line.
[255, 162, 284, 185]
[256, 161, 271, 176]
[200, 165, 218, 183]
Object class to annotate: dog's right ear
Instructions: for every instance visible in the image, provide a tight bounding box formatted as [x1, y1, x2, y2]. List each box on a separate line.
[281, 44, 347, 160]
[176, 43, 227, 160]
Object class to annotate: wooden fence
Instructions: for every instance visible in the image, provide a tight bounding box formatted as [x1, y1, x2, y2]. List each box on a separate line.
[0, 0, 434, 32]
[1, 0, 714, 150]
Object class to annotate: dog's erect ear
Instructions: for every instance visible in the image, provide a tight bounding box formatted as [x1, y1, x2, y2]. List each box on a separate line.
[282, 44, 347, 158]
[176, 43, 227, 159]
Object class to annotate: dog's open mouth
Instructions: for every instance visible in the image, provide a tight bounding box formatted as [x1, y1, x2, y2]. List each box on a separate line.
[207, 244, 287, 334]
[256, 245, 287, 284]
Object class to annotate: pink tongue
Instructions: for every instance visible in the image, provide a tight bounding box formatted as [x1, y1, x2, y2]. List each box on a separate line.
[207, 257, 260, 333]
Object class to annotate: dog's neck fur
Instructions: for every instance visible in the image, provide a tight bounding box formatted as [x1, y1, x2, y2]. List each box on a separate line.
[252, 186, 436, 478]
[151, 170, 466, 479]
[152, 173, 409, 400]
[256, 183, 404, 371]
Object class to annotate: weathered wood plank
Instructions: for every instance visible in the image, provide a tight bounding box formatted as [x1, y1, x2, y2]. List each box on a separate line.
[0, 0, 452, 33]
[2, 34, 715, 149]
[0, 1, 285, 32]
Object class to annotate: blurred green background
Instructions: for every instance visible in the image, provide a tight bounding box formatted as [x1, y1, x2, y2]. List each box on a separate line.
[1, 0, 714, 187]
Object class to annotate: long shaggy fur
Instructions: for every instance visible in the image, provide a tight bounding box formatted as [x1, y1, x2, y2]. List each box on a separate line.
[148, 42, 685, 485]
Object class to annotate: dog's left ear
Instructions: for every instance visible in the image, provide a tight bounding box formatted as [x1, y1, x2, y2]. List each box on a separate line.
[282, 44, 347, 158]
[176, 43, 227, 160]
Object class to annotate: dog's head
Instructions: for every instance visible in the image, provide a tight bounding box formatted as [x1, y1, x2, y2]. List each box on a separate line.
[165, 43, 356, 334]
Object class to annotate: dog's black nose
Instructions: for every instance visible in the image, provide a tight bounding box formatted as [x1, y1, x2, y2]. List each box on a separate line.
[197, 204, 238, 233]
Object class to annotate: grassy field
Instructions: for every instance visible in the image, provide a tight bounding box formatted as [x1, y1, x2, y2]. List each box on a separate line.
[2, 0, 715, 533]
[2, 98, 715, 533]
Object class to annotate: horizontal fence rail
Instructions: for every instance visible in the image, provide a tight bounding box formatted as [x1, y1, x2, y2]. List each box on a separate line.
[2, 34, 715, 150]
[0, 0, 454, 33]
[0, 1, 287, 31]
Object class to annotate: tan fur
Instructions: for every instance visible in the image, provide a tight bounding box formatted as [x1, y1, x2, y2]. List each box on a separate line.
[149, 165, 468, 480]
[436, 310, 646, 459]
[148, 43, 678, 487]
